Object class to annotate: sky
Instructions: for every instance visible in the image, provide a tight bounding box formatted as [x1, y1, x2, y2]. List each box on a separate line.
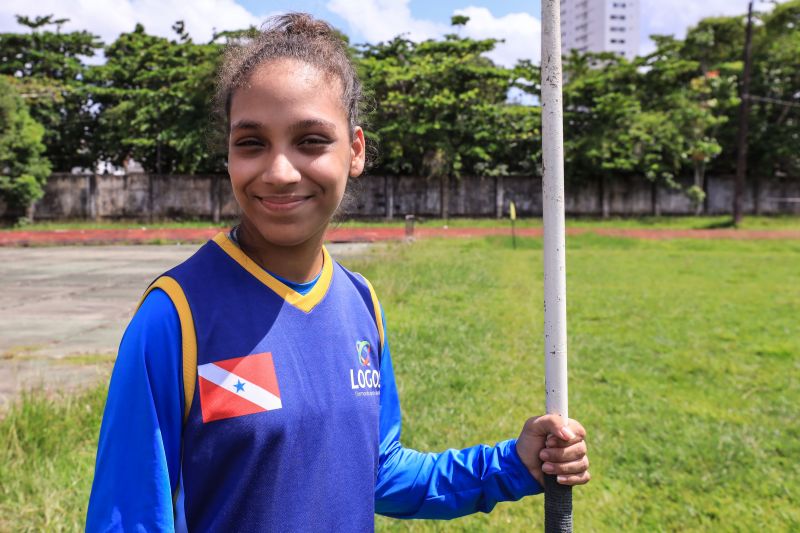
[0, 0, 791, 67]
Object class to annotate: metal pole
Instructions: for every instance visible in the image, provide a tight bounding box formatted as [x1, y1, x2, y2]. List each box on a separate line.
[541, 1, 572, 531]
[733, 0, 754, 226]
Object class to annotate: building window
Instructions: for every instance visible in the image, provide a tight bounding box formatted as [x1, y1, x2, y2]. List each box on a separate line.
[610, 38, 626, 44]
[610, 26, 626, 32]
[613, 2, 627, 7]
[610, 14, 627, 20]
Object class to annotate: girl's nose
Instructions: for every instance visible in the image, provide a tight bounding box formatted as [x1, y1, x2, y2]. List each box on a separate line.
[261, 152, 301, 185]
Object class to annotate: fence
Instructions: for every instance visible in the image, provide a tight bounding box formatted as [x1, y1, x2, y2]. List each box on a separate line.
[6, 172, 800, 220]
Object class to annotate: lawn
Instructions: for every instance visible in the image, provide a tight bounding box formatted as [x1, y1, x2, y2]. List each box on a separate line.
[1, 235, 799, 531]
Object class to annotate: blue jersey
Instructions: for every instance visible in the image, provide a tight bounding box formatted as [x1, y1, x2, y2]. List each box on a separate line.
[87, 233, 541, 532]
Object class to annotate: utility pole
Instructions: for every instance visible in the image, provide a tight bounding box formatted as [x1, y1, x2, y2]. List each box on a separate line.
[733, 1, 755, 226]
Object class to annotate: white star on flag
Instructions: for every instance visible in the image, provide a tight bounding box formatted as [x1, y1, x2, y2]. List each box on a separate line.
[197, 352, 282, 423]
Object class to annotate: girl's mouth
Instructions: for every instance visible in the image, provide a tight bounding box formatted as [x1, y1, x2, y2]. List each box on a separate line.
[256, 195, 311, 212]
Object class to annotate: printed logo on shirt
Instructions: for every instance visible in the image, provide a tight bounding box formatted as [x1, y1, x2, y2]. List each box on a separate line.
[197, 352, 282, 423]
[349, 340, 380, 396]
[357, 340, 371, 366]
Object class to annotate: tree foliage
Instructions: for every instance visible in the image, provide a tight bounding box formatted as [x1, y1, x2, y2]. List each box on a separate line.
[90, 22, 225, 174]
[358, 26, 540, 179]
[0, 76, 51, 214]
[0, 15, 102, 171]
[0, 1, 797, 213]
[748, 1, 800, 180]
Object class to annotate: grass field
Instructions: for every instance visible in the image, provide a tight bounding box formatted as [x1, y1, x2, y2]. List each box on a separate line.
[2, 235, 799, 531]
[3, 214, 800, 232]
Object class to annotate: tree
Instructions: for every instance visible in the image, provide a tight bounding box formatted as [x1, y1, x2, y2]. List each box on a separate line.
[0, 15, 103, 171]
[90, 22, 225, 174]
[0, 76, 51, 218]
[357, 27, 540, 216]
[747, 0, 800, 187]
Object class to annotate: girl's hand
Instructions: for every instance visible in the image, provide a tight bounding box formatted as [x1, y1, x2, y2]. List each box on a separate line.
[515, 415, 590, 487]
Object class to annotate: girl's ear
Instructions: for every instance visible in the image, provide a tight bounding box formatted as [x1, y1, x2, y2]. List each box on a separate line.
[349, 127, 366, 177]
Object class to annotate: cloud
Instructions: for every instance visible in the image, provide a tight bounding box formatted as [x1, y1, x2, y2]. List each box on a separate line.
[455, 7, 541, 67]
[327, 1, 539, 66]
[0, 0, 263, 45]
[325, 0, 446, 42]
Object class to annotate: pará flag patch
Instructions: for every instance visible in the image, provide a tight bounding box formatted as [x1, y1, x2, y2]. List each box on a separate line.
[197, 352, 282, 423]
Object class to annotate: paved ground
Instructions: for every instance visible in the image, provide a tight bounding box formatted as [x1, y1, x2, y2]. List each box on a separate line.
[0, 242, 373, 411]
[1, 225, 800, 246]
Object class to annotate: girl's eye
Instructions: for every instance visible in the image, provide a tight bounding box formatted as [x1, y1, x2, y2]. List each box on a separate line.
[234, 138, 263, 147]
[299, 137, 332, 147]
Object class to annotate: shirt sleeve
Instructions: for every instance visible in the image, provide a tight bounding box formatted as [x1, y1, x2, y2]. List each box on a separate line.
[374, 310, 542, 519]
[86, 289, 184, 532]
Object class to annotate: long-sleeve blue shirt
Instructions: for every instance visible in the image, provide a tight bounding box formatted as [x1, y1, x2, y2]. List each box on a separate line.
[87, 282, 541, 531]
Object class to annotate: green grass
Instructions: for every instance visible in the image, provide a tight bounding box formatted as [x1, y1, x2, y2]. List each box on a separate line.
[564, 214, 800, 230]
[1, 235, 799, 531]
[0, 386, 106, 532]
[5, 215, 800, 232]
[377, 215, 800, 230]
[358, 236, 800, 531]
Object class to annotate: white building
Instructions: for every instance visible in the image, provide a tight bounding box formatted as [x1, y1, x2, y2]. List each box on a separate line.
[560, 0, 641, 59]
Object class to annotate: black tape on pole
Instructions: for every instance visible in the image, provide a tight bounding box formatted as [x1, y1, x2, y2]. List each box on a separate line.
[544, 474, 573, 533]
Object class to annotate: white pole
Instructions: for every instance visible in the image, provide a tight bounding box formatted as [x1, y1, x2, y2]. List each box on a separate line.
[541, 2, 572, 531]
[541, 0, 568, 426]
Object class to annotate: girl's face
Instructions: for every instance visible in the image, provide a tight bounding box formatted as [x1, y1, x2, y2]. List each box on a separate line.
[227, 59, 365, 249]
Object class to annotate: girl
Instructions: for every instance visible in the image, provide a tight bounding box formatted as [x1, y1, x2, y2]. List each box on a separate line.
[87, 13, 589, 532]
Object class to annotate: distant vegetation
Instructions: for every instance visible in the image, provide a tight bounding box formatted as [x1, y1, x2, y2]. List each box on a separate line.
[1, 3, 798, 215]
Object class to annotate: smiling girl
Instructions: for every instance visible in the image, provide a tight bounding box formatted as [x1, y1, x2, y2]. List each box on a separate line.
[87, 13, 589, 532]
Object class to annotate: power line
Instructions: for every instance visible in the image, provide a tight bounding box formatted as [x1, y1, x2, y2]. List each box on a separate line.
[745, 94, 800, 110]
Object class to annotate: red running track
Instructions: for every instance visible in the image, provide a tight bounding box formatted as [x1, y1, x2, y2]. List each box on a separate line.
[1, 226, 799, 246]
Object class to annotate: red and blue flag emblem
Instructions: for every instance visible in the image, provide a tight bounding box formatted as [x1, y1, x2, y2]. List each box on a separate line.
[197, 352, 282, 423]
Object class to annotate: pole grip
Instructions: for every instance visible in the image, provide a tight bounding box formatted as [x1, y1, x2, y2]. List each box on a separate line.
[544, 474, 573, 533]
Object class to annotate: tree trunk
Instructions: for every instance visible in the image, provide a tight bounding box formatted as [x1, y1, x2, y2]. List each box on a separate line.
[148, 173, 155, 223]
[753, 175, 761, 215]
[694, 162, 704, 216]
[495, 176, 505, 219]
[651, 181, 661, 216]
[600, 174, 610, 219]
[733, 1, 755, 226]
[212, 175, 222, 224]
[88, 174, 99, 221]
[440, 174, 450, 220]
[385, 175, 394, 220]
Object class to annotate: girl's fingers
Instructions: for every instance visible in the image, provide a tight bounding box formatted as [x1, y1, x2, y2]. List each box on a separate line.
[541, 456, 589, 476]
[546, 435, 583, 448]
[539, 440, 586, 463]
[556, 471, 591, 486]
[545, 419, 586, 448]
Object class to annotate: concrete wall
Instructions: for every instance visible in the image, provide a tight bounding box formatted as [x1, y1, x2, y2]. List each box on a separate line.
[7, 172, 800, 221]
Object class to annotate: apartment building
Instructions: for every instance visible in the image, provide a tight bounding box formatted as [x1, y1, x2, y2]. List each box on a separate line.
[560, 0, 641, 59]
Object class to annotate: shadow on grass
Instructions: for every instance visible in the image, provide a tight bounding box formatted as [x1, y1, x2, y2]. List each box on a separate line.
[697, 218, 736, 230]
